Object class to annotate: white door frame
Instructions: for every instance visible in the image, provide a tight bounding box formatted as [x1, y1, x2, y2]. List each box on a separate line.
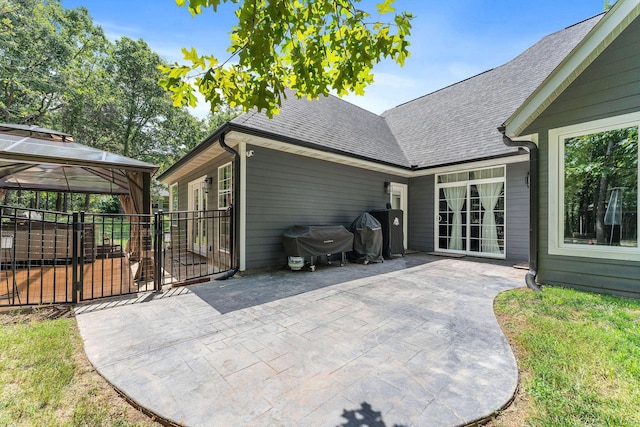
[389, 182, 408, 249]
[187, 175, 208, 255]
[434, 168, 507, 259]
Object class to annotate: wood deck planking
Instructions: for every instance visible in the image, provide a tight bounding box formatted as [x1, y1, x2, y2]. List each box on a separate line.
[1, 258, 135, 305]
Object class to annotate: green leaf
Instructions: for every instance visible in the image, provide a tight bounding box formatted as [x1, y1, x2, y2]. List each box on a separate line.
[377, 0, 396, 15]
[162, 0, 414, 116]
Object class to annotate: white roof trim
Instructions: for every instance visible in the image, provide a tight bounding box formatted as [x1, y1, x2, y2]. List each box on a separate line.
[164, 130, 528, 182]
[504, 0, 640, 137]
[158, 142, 228, 184]
[411, 154, 529, 177]
[227, 131, 415, 178]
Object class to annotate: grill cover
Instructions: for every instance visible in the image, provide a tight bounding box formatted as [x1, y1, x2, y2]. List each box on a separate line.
[349, 213, 383, 263]
[282, 225, 353, 257]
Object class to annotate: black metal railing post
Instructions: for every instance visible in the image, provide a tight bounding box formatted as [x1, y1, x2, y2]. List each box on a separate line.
[72, 212, 79, 303]
[229, 205, 234, 271]
[154, 210, 164, 291]
[79, 211, 86, 301]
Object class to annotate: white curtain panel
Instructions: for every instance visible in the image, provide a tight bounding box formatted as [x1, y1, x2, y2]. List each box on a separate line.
[443, 185, 467, 250]
[477, 182, 503, 254]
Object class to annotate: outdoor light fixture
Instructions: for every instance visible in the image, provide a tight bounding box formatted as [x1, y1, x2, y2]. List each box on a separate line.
[384, 181, 391, 195]
[203, 176, 214, 193]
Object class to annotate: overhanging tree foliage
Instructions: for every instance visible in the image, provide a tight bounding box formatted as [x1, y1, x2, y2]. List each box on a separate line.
[0, 0, 106, 124]
[0, 0, 224, 211]
[159, 0, 413, 117]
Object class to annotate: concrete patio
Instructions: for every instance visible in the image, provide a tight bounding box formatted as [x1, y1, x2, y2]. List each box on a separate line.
[76, 254, 525, 426]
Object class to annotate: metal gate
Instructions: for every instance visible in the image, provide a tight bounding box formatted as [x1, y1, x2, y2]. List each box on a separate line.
[0, 206, 233, 306]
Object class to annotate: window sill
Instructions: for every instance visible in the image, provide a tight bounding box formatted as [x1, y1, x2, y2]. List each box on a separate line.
[549, 244, 640, 261]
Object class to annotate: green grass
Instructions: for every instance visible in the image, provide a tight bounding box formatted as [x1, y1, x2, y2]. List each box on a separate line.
[495, 287, 640, 427]
[0, 310, 157, 426]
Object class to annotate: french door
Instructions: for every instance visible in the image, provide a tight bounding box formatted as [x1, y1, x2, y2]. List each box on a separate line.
[389, 182, 408, 249]
[436, 167, 506, 258]
[188, 176, 208, 255]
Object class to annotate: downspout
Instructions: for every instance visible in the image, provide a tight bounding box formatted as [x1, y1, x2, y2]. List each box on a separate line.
[499, 126, 541, 291]
[215, 131, 240, 280]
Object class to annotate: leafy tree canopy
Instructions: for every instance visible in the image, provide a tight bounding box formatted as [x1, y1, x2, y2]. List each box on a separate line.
[159, 0, 413, 117]
[0, 0, 106, 124]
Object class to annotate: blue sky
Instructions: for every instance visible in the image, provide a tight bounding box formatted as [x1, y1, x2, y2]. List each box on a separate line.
[62, 0, 608, 117]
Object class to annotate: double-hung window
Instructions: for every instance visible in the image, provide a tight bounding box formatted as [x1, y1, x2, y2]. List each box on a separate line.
[549, 112, 639, 260]
[217, 162, 232, 253]
[218, 162, 233, 209]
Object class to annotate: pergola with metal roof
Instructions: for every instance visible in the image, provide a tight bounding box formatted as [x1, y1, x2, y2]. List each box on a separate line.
[0, 123, 158, 214]
[0, 124, 159, 283]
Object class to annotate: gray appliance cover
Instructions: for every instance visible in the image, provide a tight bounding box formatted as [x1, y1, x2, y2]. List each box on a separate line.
[282, 225, 353, 257]
[350, 213, 383, 263]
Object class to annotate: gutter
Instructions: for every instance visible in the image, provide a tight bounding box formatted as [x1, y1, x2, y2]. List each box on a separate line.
[158, 122, 415, 184]
[499, 126, 541, 291]
[214, 131, 240, 280]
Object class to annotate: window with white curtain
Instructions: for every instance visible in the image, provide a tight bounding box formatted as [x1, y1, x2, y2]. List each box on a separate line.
[436, 166, 505, 258]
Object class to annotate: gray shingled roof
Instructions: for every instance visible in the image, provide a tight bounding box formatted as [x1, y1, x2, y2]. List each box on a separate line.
[229, 14, 603, 170]
[383, 14, 602, 168]
[231, 92, 408, 166]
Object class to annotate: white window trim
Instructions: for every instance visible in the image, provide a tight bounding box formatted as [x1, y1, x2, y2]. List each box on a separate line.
[434, 165, 507, 259]
[389, 182, 408, 249]
[169, 183, 178, 212]
[187, 176, 208, 256]
[217, 162, 233, 210]
[548, 111, 640, 261]
[188, 176, 207, 212]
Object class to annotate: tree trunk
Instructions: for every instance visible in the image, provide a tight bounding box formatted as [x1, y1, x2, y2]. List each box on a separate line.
[596, 139, 615, 245]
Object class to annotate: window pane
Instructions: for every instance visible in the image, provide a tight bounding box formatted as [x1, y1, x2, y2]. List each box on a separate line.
[170, 184, 178, 212]
[217, 163, 232, 209]
[471, 167, 504, 180]
[438, 171, 469, 184]
[564, 126, 638, 247]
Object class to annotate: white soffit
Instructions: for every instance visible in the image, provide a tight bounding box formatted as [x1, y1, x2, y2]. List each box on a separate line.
[228, 131, 414, 178]
[164, 130, 530, 183]
[158, 141, 229, 184]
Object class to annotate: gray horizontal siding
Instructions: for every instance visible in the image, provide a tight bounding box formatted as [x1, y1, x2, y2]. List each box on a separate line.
[408, 175, 434, 252]
[406, 161, 528, 260]
[246, 146, 407, 269]
[505, 162, 529, 261]
[530, 17, 640, 129]
[525, 16, 640, 296]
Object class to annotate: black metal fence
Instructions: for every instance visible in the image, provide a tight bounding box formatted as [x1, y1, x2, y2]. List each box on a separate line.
[0, 206, 233, 306]
[158, 210, 234, 287]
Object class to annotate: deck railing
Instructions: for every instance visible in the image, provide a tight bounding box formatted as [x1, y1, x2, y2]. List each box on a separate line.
[0, 206, 234, 306]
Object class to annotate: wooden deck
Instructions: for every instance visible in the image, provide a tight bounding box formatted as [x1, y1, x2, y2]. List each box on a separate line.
[0, 258, 136, 305]
[0, 251, 232, 306]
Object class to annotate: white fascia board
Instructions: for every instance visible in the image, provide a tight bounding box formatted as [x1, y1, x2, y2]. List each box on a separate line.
[158, 141, 232, 185]
[226, 131, 413, 178]
[504, 0, 640, 138]
[227, 131, 530, 178]
[411, 154, 529, 177]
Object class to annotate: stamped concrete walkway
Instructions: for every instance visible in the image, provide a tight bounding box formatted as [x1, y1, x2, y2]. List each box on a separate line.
[76, 256, 525, 426]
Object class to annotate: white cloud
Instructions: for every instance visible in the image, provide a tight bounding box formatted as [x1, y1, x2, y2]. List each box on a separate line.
[94, 20, 142, 41]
